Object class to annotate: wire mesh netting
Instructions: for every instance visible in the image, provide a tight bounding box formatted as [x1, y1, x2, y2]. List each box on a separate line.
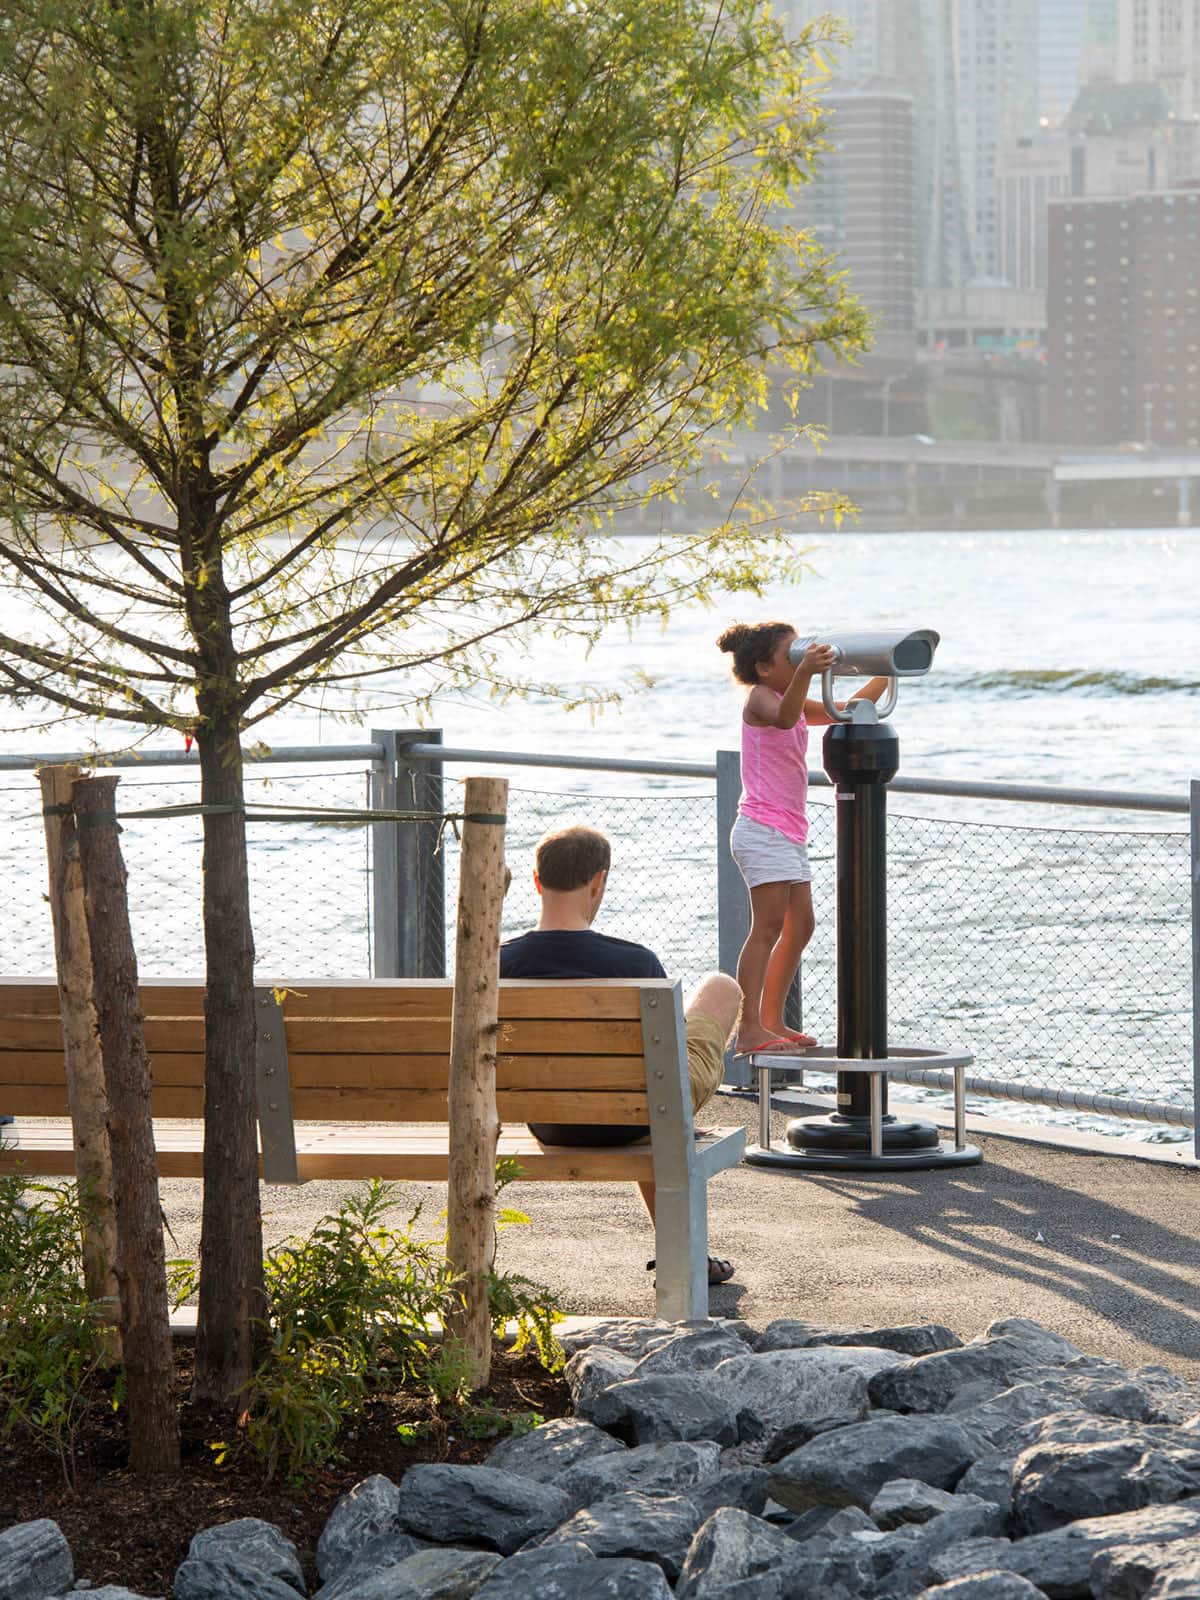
[0, 766, 374, 979]
[1, 761, 1192, 1122]
[431, 777, 1194, 1117]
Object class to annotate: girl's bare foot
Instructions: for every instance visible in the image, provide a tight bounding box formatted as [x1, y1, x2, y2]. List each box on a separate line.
[733, 1031, 808, 1058]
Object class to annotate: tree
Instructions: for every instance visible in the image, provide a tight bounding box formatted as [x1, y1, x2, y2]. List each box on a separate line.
[0, 0, 865, 1400]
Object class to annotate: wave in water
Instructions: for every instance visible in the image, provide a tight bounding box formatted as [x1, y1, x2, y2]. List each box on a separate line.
[948, 668, 1200, 697]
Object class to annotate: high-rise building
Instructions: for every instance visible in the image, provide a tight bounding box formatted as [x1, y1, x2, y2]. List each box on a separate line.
[953, 0, 1040, 280]
[806, 89, 919, 358]
[1047, 187, 1200, 444]
[1040, 0, 1091, 124]
[1116, 0, 1200, 115]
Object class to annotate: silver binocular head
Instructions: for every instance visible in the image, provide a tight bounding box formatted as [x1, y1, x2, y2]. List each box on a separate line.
[789, 629, 940, 679]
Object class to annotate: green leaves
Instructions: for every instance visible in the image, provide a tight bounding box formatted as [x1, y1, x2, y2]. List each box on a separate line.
[0, 0, 865, 735]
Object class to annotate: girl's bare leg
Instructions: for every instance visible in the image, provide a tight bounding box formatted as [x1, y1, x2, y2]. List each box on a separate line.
[761, 882, 816, 1042]
[734, 881, 789, 1052]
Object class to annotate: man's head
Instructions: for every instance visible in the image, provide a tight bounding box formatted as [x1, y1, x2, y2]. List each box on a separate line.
[533, 825, 611, 929]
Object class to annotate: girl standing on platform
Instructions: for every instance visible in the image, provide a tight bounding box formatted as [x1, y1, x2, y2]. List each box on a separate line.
[717, 620, 889, 1056]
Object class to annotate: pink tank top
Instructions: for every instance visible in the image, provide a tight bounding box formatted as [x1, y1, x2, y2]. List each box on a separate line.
[739, 700, 809, 844]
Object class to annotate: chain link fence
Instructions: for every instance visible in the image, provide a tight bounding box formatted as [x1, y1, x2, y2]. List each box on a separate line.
[429, 775, 1194, 1123]
[0, 765, 374, 979]
[0, 755, 1192, 1131]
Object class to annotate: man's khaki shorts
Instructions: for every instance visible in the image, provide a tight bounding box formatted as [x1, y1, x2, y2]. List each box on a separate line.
[685, 1012, 727, 1114]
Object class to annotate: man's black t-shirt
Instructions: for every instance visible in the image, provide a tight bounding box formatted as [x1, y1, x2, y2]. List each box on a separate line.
[499, 928, 665, 1146]
[499, 929, 665, 982]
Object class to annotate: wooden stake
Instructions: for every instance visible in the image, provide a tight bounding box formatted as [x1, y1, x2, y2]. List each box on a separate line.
[445, 776, 507, 1389]
[37, 764, 121, 1360]
[72, 774, 179, 1473]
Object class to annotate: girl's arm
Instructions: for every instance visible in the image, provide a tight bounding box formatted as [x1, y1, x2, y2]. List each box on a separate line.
[805, 675, 892, 726]
[745, 643, 838, 728]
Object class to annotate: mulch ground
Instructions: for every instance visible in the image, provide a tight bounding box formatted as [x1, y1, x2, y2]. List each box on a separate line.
[0, 1342, 572, 1598]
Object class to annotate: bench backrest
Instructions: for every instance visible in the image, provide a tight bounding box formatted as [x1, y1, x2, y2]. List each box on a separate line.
[0, 976, 683, 1132]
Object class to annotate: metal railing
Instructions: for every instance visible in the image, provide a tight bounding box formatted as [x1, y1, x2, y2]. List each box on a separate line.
[1, 732, 1195, 1157]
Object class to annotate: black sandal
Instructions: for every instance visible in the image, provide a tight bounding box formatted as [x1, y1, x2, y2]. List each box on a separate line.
[646, 1256, 737, 1286]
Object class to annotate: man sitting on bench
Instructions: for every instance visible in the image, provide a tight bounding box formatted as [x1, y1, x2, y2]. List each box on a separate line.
[500, 824, 741, 1286]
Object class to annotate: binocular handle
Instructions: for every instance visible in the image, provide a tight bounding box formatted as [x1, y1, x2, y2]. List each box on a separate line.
[821, 672, 898, 724]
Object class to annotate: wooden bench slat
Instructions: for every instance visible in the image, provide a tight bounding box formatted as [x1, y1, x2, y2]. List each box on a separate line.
[0, 979, 661, 1021]
[4, 1086, 652, 1122]
[2, 1119, 742, 1186]
[0, 1053, 649, 1093]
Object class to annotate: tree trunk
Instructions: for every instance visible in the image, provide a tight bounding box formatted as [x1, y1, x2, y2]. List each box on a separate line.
[445, 776, 507, 1389]
[191, 708, 265, 1405]
[72, 774, 179, 1474]
[38, 764, 121, 1361]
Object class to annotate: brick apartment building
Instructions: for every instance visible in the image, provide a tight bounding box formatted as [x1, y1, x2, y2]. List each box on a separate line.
[1046, 187, 1200, 445]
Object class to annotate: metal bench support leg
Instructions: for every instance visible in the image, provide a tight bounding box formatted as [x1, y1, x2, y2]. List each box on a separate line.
[870, 1075, 883, 1160]
[954, 1064, 966, 1151]
[641, 983, 708, 1322]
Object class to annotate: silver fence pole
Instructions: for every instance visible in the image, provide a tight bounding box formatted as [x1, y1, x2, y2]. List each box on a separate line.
[400, 729, 445, 978]
[716, 748, 751, 1089]
[1192, 779, 1199, 1162]
[371, 728, 446, 978]
[370, 730, 402, 978]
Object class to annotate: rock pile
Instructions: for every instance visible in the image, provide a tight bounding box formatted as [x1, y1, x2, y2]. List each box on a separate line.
[7, 1314, 1200, 1599]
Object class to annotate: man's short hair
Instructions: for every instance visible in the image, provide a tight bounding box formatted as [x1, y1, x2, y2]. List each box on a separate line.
[534, 825, 611, 892]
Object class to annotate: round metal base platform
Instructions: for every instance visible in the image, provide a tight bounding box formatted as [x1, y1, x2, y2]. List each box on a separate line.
[743, 1139, 983, 1171]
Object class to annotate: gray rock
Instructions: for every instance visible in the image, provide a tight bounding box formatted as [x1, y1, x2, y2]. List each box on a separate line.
[485, 1419, 626, 1483]
[487, 1557, 673, 1598]
[761, 1413, 865, 1462]
[956, 1456, 1016, 1520]
[768, 1414, 976, 1513]
[712, 1347, 902, 1438]
[584, 1374, 741, 1447]
[869, 1499, 1011, 1596]
[173, 1519, 305, 1600]
[557, 1439, 721, 1515]
[949, 1382, 1084, 1446]
[929, 1501, 1200, 1598]
[566, 1348, 639, 1420]
[1090, 1537, 1200, 1600]
[324, 1547, 502, 1600]
[317, 1476, 402, 1581]
[558, 1321, 678, 1360]
[0, 1521, 73, 1600]
[755, 1322, 963, 1359]
[1011, 1418, 1200, 1534]
[688, 1469, 773, 1525]
[675, 1508, 798, 1600]
[916, 1575, 1047, 1599]
[869, 1336, 1078, 1415]
[630, 1327, 749, 1379]
[700, 1578, 787, 1600]
[313, 1535, 427, 1600]
[76, 1590, 164, 1600]
[979, 1320, 1087, 1364]
[538, 1491, 703, 1582]
[765, 1536, 879, 1600]
[473, 1541, 594, 1599]
[784, 1505, 878, 1546]
[871, 1479, 962, 1528]
[395, 1464, 571, 1554]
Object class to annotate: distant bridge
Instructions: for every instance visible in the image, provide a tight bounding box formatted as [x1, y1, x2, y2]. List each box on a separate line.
[645, 436, 1200, 531]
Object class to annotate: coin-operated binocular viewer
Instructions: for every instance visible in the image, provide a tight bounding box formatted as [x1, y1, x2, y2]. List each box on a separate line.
[745, 628, 981, 1172]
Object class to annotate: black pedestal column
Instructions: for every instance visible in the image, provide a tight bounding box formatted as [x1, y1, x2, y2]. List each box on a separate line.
[769, 712, 981, 1171]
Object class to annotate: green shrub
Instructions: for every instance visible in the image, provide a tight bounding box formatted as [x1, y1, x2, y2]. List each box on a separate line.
[0, 1173, 110, 1490]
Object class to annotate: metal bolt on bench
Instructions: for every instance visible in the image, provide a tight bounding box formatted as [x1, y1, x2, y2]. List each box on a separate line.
[744, 628, 982, 1172]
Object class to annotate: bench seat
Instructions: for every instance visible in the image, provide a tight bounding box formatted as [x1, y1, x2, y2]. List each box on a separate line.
[0, 975, 745, 1319]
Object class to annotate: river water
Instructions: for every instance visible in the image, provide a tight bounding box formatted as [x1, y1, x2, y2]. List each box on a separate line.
[1, 528, 1197, 1140]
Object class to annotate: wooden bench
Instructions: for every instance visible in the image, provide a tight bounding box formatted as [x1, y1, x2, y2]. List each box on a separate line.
[0, 976, 745, 1321]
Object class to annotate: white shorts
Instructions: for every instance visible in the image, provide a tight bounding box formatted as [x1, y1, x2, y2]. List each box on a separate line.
[730, 814, 812, 890]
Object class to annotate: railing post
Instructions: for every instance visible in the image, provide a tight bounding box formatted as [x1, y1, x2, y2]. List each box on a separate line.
[717, 748, 750, 1088]
[1191, 779, 1199, 1162]
[370, 728, 445, 978]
